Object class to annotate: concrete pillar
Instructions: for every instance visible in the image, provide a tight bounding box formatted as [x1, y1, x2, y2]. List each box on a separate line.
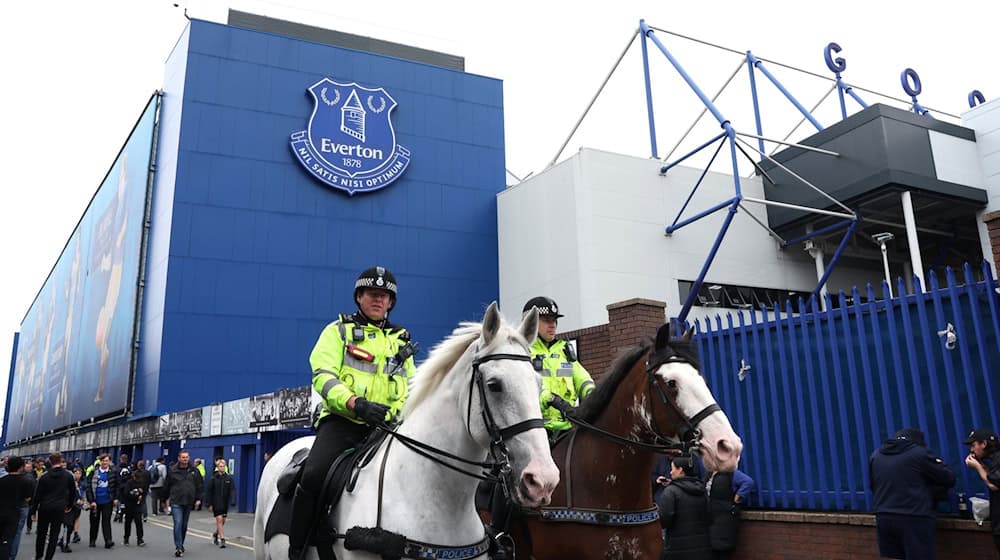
[901, 191, 925, 287]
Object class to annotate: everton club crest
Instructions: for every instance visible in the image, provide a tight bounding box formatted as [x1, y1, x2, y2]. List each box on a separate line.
[290, 78, 411, 195]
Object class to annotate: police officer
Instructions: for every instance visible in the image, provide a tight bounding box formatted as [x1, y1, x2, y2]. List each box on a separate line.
[287, 266, 417, 560]
[869, 428, 955, 560]
[523, 296, 594, 438]
[483, 297, 594, 559]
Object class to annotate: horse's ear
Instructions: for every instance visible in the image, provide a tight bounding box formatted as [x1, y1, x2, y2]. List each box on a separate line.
[518, 307, 539, 346]
[681, 327, 694, 342]
[481, 301, 501, 347]
[654, 323, 672, 351]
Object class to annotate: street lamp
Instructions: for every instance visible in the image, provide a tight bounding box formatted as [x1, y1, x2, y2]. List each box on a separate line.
[872, 232, 894, 298]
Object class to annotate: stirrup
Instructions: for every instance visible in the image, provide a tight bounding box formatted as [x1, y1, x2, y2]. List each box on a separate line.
[485, 526, 513, 560]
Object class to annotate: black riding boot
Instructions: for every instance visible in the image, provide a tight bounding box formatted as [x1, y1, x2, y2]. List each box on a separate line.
[486, 483, 513, 560]
[288, 484, 318, 560]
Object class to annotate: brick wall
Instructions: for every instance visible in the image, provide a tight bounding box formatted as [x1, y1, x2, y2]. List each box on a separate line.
[735, 511, 996, 560]
[985, 210, 1000, 271]
[557, 298, 666, 380]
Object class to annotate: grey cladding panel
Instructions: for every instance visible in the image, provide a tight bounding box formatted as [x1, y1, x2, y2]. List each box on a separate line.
[759, 104, 985, 230]
[227, 9, 465, 71]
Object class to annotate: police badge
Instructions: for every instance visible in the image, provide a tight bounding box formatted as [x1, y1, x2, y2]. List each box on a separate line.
[290, 78, 411, 195]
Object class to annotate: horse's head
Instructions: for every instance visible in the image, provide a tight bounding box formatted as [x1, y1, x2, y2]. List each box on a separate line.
[646, 324, 743, 472]
[464, 302, 559, 508]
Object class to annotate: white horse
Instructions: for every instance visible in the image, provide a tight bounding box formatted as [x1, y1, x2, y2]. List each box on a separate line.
[255, 302, 559, 560]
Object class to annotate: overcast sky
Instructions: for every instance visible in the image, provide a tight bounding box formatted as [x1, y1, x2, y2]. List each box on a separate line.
[1, 0, 996, 426]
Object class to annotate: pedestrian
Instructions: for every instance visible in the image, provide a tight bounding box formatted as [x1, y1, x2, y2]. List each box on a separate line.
[963, 427, 1000, 554]
[122, 469, 146, 547]
[193, 459, 206, 510]
[85, 453, 119, 549]
[164, 449, 203, 557]
[114, 454, 131, 523]
[30, 452, 76, 560]
[8, 457, 33, 560]
[870, 428, 955, 560]
[657, 455, 712, 560]
[205, 457, 235, 548]
[22, 458, 37, 536]
[287, 266, 417, 560]
[134, 459, 151, 521]
[0, 457, 34, 560]
[150, 457, 168, 515]
[58, 466, 86, 552]
[653, 453, 673, 503]
[705, 468, 755, 560]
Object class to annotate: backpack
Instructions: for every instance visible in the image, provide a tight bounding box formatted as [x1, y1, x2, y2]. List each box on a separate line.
[150, 464, 161, 484]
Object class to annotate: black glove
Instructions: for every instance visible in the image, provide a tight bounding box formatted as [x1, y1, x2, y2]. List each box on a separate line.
[548, 395, 576, 417]
[353, 397, 391, 425]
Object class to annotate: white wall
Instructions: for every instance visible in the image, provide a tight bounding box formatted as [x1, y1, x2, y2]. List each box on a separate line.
[499, 148, 889, 331]
[962, 98, 1000, 276]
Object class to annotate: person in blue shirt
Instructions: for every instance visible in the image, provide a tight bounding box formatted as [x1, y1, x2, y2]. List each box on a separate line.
[84, 454, 119, 549]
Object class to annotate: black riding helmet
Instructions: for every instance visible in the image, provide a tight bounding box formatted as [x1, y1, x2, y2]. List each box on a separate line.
[522, 296, 564, 318]
[355, 266, 398, 312]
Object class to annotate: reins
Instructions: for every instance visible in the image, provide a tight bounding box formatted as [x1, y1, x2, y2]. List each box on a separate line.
[370, 350, 545, 484]
[564, 354, 720, 455]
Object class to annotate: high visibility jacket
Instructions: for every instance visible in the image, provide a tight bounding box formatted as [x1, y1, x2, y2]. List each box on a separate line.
[310, 313, 417, 425]
[196, 463, 206, 479]
[532, 338, 594, 432]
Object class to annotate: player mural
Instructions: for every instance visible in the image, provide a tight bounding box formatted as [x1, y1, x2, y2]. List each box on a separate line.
[7, 96, 159, 442]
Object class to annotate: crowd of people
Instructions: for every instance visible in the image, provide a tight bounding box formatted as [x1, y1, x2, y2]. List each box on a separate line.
[653, 453, 756, 560]
[0, 450, 235, 559]
[870, 426, 1000, 559]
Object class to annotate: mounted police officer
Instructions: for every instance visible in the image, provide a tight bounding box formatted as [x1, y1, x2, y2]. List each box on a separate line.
[287, 266, 417, 560]
[482, 297, 595, 559]
[523, 296, 595, 439]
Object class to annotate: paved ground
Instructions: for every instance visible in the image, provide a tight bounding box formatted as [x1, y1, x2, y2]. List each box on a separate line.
[14, 509, 254, 559]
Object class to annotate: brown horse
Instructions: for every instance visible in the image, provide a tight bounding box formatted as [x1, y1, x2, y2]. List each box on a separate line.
[507, 325, 743, 560]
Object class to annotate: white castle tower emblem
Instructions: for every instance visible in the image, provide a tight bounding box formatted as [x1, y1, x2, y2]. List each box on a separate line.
[340, 90, 366, 142]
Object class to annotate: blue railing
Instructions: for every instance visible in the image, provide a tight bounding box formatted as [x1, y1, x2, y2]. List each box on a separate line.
[693, 261, 1000, 512]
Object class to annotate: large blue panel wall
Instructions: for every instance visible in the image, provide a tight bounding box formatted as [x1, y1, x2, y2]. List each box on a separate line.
[155, 21, 505, 412]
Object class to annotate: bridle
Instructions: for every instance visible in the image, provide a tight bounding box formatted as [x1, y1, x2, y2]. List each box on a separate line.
[341, 348, 542, 560]
[565, 352, 719, 454]
[645, 355, 721, 453]
[375, 348, 545, 486]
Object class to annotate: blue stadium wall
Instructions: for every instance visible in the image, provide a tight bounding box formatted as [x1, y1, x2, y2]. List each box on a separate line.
[135, 20, 506, 417]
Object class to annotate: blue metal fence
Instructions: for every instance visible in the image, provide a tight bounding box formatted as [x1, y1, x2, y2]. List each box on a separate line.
[693, 262, 1000, 511]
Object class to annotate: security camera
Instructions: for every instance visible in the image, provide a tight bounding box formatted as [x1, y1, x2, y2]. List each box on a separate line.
[872, 232, 894, 244]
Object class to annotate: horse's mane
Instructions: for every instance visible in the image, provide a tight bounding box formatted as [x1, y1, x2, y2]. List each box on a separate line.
[402, 319, 531, 416]
[575, 340, 651, 424]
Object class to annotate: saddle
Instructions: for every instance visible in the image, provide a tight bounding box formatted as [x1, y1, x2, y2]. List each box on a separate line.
[265, 429, 389, 551]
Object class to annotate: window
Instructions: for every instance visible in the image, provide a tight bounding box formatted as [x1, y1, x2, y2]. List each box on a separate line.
[678, 280, 810, 310]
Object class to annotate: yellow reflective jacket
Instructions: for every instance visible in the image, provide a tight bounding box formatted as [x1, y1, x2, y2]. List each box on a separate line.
[532, 338, 594, 432]
[310, 313, 417, 425]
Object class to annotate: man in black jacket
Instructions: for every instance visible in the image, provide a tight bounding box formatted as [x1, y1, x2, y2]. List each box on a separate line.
[30, 452, 76, 560]
[164, 450, 203, 557]
[870, 428, 955, 560]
